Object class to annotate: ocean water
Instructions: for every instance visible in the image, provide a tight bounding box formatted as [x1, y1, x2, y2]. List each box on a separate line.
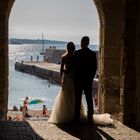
[8, 44, 99, 110]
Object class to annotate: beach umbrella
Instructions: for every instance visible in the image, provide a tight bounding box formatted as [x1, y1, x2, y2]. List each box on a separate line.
[28, 99, 44, 115]
[29, 99, 44, 110]
[29, 99, 44, 105]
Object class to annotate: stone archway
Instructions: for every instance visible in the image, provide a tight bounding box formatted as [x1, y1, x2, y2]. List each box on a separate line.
[1, 0, 122, 120]
[93, 0, 123, 116]
[93, 0, 140, 129]
[0, 0, 129, 120]
[0, 0, 15, 120]
[0, 0, 140, 130]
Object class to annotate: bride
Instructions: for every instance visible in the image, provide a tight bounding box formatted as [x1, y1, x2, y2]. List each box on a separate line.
[48, 42, 113, 125]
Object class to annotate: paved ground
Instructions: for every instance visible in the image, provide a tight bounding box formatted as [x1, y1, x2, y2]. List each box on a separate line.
[0, 120, 140, 140]
[0, 120, 111, 140]
[24, 62, 60, 72]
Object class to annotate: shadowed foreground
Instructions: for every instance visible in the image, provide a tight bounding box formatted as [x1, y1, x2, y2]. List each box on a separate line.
[0, 120, 140, 140]
[0, 121, 110, 140]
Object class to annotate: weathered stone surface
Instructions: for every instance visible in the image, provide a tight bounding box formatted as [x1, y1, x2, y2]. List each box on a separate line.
[44, 49, 66, 64]
[0, 120, 140, 140]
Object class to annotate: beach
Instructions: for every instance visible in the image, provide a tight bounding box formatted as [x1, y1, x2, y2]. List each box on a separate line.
[7, 109, 51, 121]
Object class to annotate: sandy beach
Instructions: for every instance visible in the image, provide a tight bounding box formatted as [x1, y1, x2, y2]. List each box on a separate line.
[7, 110, 51, 121]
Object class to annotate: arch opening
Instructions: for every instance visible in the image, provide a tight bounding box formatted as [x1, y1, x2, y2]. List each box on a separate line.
[7, 1, 99, 117]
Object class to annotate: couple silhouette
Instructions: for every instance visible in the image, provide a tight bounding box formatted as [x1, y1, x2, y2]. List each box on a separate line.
[48, 36, 97, 125]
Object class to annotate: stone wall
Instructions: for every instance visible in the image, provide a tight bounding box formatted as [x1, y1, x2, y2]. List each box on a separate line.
[136, 5, 140, 128]
[0, 0, 15, 120]
[44, 49, 66, 64]
[44, 48, 99, 71]
[97, 1, 123, 117]
[15, 62, 98, 96]
[15, 62, 60, 84]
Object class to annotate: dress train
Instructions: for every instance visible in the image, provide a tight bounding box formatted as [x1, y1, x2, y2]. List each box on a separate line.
[48, 73, 113, 125]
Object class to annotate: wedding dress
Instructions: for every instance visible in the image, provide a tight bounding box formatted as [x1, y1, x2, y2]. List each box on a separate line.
[48, 72, 113, 125]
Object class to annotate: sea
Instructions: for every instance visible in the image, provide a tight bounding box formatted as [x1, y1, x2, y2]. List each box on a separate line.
[9, 43, 99, 110]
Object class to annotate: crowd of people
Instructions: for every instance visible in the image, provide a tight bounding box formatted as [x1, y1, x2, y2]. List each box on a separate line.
[8, 96, 49, 121]
[30, 55, 39, 61]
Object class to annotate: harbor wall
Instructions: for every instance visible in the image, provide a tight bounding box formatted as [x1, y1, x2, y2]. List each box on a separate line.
[44, 48, 99, 71]
[15, 61, 98, 95]
[15, 48, 99, 94]
[15, 62, 60, 84]
[44, 48, 66, 64]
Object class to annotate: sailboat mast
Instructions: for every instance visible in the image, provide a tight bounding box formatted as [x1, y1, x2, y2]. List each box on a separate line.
[42, 33, 44, 54]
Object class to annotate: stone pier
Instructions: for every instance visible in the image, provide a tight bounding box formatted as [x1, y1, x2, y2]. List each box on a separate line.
[15, 62, 61, 84]
[15, 61, 99, 95]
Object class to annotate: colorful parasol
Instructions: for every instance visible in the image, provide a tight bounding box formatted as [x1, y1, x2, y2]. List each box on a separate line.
[29, 99, 44, 105]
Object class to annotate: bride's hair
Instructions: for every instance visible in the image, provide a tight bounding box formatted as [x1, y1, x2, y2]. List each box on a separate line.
[67, 42, 75, 53]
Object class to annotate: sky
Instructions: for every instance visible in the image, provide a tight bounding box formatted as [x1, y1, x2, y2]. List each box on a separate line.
[9, 0, 99, 44]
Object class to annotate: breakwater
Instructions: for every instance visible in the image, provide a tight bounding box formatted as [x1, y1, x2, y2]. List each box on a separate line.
[15, 62, 60, 84]
[44, 48, 66, 64]
[44, 48, 99, 70]
[15, 61, 98, 95]
[15, 48, 99, 94]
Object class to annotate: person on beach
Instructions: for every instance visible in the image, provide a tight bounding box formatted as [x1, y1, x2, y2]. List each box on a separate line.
[94, 93, 98, 108]
[20, 106, 23, 111]
[37, 55, 39, 61]
[42, 105, 49, 117]
[22, 96, 30, 119]
[24, 96, 29, 110]
[13, 105, 18, 111]
[22, 103, 27, 120]
[8, 116, 12, 121]
[31, 56, 33, 61]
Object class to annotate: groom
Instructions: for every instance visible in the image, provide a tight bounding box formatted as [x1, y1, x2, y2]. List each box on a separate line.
[73, 36, 97, 124]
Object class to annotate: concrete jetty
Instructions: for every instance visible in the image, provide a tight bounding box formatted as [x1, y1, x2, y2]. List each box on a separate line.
[15, 48, 99, 86]
[15, 61, 99, 94]
[15, 61, 61, 84]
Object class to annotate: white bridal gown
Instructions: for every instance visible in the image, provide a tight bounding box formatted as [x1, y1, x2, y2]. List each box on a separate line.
[48, 72, 113, 125]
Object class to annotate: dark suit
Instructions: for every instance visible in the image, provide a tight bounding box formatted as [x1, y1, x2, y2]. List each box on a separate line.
[73, 47, 97, 123]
